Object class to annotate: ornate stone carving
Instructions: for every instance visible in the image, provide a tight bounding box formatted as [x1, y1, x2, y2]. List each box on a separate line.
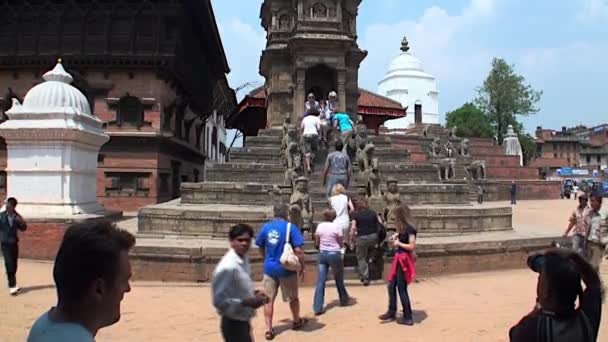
[279, 15, 292, 30]
[467, 160, 486, 180]
[358, 143, 381, 197]
[312, 3, 327, 17]
[383, 178, 401, 231]
[422, 124, 430, 137]
[448, 126, 457, 139]
[436, 158, 455, 180]
[444, 140, 455, 158]
[328, 7, 337, 17]
[459, 138, 470, 156]
[430, 137, 441, 157]
[290, 177, 313, 233]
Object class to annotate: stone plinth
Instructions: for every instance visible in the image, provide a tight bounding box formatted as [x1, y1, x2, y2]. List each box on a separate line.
[206, 163, 285, 184]
[411, 206, 512, 236]
[379, 163, 439, 182]
[181, 182, 278, 205]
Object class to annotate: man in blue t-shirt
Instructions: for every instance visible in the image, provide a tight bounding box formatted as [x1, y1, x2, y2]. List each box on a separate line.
[256, 204, 307, 339]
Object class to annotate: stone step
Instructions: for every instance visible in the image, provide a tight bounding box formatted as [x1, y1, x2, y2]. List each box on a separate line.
[245, 135, 282, 147]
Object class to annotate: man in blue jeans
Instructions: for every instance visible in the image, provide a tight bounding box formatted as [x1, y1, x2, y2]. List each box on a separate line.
[323, 140, 352, 199]
[256, 204, 307, 340]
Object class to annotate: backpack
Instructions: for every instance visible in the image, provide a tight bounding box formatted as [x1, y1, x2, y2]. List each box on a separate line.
[280, 222, 301, 271]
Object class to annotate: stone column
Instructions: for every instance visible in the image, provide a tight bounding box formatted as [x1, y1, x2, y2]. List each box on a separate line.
[294, 69, 306, 124]
[337, 70, 346, 113]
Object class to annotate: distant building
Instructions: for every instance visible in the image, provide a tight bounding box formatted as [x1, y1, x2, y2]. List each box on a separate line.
[377, 36, 439, 128]
[535, 126, 582, 167]
[0, 0, 236, 211]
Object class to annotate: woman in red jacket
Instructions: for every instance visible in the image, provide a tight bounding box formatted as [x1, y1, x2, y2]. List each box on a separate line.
[378, 204, 417, 326]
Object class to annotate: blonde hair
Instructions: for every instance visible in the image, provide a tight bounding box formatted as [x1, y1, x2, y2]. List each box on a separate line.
[393, 204, 414, 234]
[331, 183, 346, 196]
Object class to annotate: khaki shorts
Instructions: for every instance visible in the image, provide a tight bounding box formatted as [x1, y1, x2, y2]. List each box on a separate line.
[263, 274, 299, 303]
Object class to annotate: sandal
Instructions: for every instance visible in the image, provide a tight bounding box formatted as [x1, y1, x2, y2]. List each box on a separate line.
[292, 317, 309, 330]
[265, 329, 275, 340]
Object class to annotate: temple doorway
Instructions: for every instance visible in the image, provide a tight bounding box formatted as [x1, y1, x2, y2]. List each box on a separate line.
[305, 64, 337, 103]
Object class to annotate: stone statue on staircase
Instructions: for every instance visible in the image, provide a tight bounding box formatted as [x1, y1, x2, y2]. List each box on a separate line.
[459, 138, 470, 156]
[289, 177, 314, 234]
[444, 140, 455, 158]
[435, 158, 455, 180]
[430, 137, 441, 157]
[467, 160, 486, 181]
[358, 143, 381, 197]
[383, 178, 401, 231]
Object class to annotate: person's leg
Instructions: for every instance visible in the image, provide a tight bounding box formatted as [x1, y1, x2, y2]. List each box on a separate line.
[328, 252, 349, 304]
[588, 243, 603, 272]
[1, 244, 12, 288]
[221, 317, 253, 342]
[2, 243, 17, 289]
[326, 175, 337, 199]
[313, 252, 330, 314]
[280, 275, 302, 324]
[395, 263, 413, 323]
[355, 236, 370, 282]
[379, 276, 398, 320]
[572, 234, 585, 255]
[262, 275, 279, 334]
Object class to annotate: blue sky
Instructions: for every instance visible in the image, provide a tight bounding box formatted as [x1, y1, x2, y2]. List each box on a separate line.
[212, 0, 608, 134]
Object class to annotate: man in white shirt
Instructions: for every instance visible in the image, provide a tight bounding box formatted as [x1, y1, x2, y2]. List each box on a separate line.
[584, 194, 605, 271]
[212, 224, 269, 342]
[301, 113, 321, 174]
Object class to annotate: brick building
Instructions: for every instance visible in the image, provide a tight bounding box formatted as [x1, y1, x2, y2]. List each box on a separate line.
[535, 126, 582, 167]
[0, 0, 236, 211]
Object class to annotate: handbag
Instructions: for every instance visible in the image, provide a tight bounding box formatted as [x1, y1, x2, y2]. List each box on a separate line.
[280, 222, 302, 271]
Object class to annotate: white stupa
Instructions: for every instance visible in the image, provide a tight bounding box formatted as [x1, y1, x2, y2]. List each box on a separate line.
[378, 36, 439, 128]
[0, 60, 109, 218]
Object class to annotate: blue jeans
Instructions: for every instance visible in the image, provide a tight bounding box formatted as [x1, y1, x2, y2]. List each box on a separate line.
[326, 174, 348, 199]
[313, 251, 349, 314]
[387, 262, 413, 319]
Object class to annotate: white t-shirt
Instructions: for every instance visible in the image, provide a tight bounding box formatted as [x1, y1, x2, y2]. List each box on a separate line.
[301, 115, 320, 136]
[330, 194, 350, 227]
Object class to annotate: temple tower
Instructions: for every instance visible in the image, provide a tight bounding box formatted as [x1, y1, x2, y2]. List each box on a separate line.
[260, 0, 367, 126]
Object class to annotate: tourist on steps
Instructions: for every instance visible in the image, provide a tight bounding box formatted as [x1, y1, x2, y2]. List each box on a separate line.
[329, 183, 355, 252]
[303, 92, 321, 118]
[350, 197, 380, 286]
[509, 248, 602, 342]
[312, 209, 350, 315]
[0, 197, 27, 296]
[255, 204, 308, 340]
[300, 111, 321, 174]
[323, 139, 352, 199]
[562, 193, 589, 256]
[212, 224, 269, 342]
[27, 221, 135, 342]
[333, 111, 355, 148]
[379, 204, 417, 326]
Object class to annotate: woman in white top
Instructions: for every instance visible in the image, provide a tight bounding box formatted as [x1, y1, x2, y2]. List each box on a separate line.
[329, 183, 354, 250]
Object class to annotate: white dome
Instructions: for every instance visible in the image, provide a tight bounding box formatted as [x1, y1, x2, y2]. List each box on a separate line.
[377, 36, 439, 128]
[18, 61, 92, 115]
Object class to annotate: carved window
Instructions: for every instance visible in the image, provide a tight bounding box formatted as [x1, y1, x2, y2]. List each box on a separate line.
[117, 95, 144, 126]
[311, 3, 327, 18]
[62, 12, 82, 53]
[85, 15, 107, 54]
[38, 14, 60, 53]
[105, 173, 150, 193]
[279, 15, 292, 30]
[135, 11, 156, 53]
[19, 13, 37, 54]
[161, 16, 178, 53]
[110, 16, 132, 53]
[0, 13, 16, 55]
[159, 173, 170, 193]
[328, 7, 337, 17]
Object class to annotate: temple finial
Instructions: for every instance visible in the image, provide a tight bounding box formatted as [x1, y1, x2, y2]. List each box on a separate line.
[57, 58, 62, 64]
[400, 35, 410, 53]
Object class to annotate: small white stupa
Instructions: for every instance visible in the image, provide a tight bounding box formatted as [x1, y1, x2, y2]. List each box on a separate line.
[0, 60, 109, 218]
[378, 36, 439, 128]
[503, 125, 523, 166]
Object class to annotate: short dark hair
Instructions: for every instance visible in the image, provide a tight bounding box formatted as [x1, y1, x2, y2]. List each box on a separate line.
[6, 197, 17, 206]
[590, 193, 603, 204]
[53, 221, 136, 302]
[529, 251, 582, 308]
[335, 139, 344, 151]
[322, 208, 337, 222]
[229, 224, 254, 240]
[273, 203, 289, 220]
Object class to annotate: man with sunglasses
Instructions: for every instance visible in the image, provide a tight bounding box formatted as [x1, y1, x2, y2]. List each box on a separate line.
[563, 193, 589, 255]
[212, 224, 269, 342]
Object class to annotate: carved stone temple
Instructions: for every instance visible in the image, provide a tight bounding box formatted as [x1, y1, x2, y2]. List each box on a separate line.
[134, 0, 561, 283]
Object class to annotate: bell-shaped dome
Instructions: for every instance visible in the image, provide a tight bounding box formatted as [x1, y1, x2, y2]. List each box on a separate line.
[17, 60, 92, 115]
[387, 53, 424, 73]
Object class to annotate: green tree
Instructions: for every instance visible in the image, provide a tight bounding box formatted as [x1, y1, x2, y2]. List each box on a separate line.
[475, 58, 543, 143]
[445, 102, 494, 138]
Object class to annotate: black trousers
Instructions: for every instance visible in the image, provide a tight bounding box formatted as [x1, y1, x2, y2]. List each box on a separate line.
[1, 243, 18, 288]
[511, 193, 516, 204]
[477, 194, 484, 204]
[221, 317, 252, 342]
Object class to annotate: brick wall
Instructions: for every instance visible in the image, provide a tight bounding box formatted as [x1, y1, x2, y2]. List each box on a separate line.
[480, 180, 561, 201]
[17, 222, 67, 260]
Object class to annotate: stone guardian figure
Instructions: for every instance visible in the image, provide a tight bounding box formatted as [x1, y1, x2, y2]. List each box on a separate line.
[289, 177, 313, 234]
[383, 178, 401, 231]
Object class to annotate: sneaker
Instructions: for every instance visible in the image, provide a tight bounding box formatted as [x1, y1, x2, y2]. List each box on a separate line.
[362, 279, 370, 286]
[397, 317, 414, 326]
[378, 312, 396, 321]
[9, 287, 20, 296]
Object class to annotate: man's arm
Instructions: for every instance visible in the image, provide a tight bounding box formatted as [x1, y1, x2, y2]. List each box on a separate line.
[212, 269, 265, 315]
[15, 213, 26, 231]
[563, 212, 576, 237]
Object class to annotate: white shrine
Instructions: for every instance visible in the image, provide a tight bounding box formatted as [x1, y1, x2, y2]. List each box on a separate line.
[378, 36, 439, 128]
[0, 60, 109, 218]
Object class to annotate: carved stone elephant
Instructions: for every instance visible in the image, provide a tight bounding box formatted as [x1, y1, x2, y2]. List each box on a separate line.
[467, 160, 486, 180]
[435, 158, 455, 180]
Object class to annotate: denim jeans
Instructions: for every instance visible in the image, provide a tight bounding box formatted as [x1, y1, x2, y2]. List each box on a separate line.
[1, 243, 18, 288]
[387, 262, 413, 319]
[326, 174, 348, 199]
[313, 251, 349, 314]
